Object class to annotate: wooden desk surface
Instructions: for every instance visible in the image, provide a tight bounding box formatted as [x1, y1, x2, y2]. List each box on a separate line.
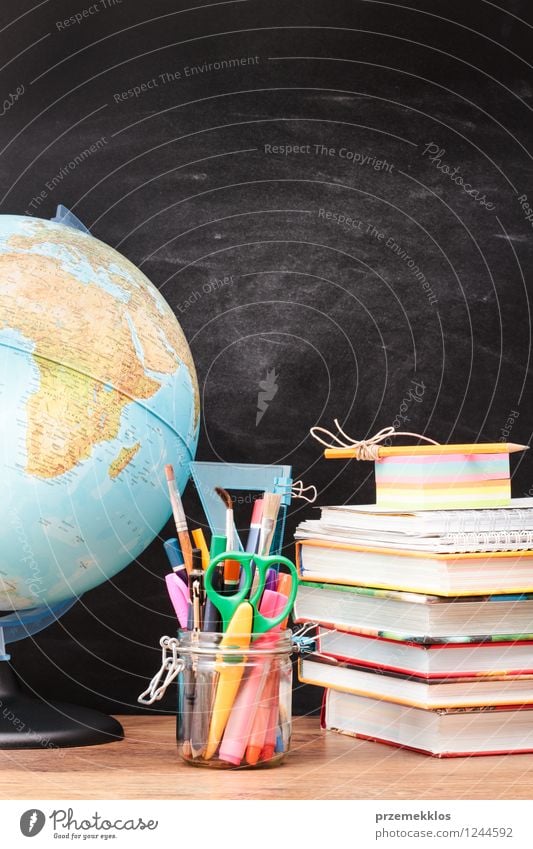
[1, 715, 532, 800]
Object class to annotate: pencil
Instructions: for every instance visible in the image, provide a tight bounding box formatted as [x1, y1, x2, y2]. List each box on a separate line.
[324, 442, 529, 460]
[164, 464, 193, 573]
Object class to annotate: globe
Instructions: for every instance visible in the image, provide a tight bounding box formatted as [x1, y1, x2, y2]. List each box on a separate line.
[0, 213, 199, 615]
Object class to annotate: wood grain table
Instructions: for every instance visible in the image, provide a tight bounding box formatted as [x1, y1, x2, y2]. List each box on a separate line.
[1, 716, 533, 800]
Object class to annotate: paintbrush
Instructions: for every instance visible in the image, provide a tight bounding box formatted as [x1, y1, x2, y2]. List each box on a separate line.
[165, 464, 193, 573]
[258, 491, 282, 556]
[215, 486, 240, 593]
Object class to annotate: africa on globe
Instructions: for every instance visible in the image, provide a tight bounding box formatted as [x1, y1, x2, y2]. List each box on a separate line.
[0, 214, 199, 611]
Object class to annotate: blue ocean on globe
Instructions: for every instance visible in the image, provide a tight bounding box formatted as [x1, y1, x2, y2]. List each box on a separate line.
[0, 214, 199, 613]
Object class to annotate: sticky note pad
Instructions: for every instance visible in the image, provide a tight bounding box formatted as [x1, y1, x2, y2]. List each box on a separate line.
[374, 452, 511, 510]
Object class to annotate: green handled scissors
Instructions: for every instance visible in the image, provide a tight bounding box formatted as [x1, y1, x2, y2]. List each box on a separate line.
[204, 552, 298, 633]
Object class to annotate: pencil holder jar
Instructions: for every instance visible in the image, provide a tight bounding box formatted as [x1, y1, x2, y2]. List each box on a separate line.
[176, 629, 293, 768]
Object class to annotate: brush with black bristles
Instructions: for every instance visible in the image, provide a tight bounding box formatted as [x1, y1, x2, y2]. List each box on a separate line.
[214, 487, 240, 593]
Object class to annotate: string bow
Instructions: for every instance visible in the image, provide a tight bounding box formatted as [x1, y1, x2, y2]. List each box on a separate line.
[310, 420, 439, 461]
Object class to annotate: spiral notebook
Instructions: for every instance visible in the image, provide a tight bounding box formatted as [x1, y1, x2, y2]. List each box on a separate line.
[296, 520, 533, 553]
[297, 497, 533, 553]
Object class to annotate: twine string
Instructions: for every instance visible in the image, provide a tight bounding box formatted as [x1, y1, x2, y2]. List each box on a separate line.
[292, 480, 318, 503]
[309, 420, 440, 460]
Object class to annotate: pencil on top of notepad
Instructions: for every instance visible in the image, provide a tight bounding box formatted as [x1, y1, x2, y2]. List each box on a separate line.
[324, 443, 529, 460]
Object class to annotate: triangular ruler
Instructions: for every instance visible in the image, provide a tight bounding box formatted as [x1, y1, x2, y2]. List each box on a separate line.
[189, 461, 292, 552]
[50, 204, 90, 234]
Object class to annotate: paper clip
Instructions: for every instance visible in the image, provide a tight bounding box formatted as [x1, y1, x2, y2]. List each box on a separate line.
[291, 623, 318, 655]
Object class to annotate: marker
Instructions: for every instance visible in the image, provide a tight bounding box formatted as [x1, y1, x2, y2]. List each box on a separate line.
[265, 568, 278, 593]
[165, 573, 190, 628]
[191, 528, 210, 570]
[245, 498, 263, 554]
[246, 673, 276, 765]
[276, 572, 293, 629]
[204, 601, 253, 760]
[219, 590, 286, 766]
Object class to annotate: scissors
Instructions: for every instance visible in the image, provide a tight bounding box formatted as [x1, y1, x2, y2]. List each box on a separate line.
[204, 552, 298, 633]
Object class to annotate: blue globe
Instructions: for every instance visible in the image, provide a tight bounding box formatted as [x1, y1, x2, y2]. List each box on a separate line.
[0, 213, 199, 618]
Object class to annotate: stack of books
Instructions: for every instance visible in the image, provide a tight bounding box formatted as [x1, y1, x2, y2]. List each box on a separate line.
[294, 499, 533, 757]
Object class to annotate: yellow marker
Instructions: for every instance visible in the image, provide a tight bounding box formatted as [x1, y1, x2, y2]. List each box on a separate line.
[324, 442, 529, 460]
[191, 528, 210, 569]
[276, 572, 293, 630]
[204, 602, 253, 760]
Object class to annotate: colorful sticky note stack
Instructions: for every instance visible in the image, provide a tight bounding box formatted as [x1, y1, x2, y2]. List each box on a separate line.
[374, 452, 511, 509]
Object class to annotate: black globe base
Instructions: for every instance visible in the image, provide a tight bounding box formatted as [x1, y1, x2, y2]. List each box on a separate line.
[0, 664, 124, 749]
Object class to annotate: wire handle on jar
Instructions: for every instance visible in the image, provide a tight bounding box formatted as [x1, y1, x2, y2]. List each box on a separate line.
[138, 636, 184, 705]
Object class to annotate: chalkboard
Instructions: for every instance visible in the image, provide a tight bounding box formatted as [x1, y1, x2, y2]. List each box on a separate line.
[2, 0, 533, 718]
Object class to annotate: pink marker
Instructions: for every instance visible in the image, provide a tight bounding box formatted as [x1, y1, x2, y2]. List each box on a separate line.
[165, 573, 190, 629]
[218, 590, 286, 766]
[246, 671, 277, 765]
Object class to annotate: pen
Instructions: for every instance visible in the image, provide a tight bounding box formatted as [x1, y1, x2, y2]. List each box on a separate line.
[165, 464, 193, 572]
[183, 548, 205, 758]
[182, 666, 195, 760]
[163, 538, 188, 585]
[188, 548, 205, 632]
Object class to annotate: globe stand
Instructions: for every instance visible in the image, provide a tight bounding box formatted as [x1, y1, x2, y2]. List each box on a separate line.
[0, 611, 124, 749]
[0, 659, 124, 749]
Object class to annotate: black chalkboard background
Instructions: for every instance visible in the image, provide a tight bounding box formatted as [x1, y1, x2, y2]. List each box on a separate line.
[2, 0, 533, 719]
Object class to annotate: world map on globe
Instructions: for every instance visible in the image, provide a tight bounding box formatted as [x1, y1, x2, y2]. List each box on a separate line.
[0, 215, 199, 612]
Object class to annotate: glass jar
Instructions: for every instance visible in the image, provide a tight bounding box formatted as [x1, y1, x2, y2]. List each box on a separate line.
[177, 629, 293, 769]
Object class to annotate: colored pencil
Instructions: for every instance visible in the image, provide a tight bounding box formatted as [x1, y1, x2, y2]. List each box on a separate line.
[324, 443, 529, 460]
